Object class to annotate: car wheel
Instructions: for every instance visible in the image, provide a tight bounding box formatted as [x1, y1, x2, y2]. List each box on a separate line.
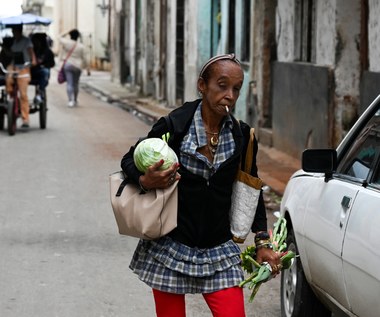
[281, 228, 331, 317]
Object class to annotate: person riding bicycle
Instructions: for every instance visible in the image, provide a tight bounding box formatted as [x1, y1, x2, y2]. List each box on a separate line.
[30, 32, 55, 102]
[5, 24, 37, 128]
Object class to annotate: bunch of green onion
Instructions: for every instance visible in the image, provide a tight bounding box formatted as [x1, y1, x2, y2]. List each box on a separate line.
[239, 217, 297, 302]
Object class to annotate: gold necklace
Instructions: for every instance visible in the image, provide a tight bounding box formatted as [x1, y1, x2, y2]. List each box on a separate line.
[205, 131, 219, 147]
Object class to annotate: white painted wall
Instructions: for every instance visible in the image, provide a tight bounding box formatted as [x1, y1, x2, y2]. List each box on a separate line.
[51, 0, 107, 68]
[129, 0, 136, 85]
[368, 0, 380, 72]
[315, 0, 336, 66]
[183, 0, 198, 102]
[334, 0, 361, 97]
[166, 0, 177, 106]
[276, 0, 295, 62]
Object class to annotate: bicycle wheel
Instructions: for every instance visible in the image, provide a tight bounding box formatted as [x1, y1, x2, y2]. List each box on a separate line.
[0, 106, 4, 130]
[7, 98, 18, 136]
[39, 90, 47, 129]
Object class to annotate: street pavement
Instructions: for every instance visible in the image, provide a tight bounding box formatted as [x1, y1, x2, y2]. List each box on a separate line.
[80, 70, 301, 196]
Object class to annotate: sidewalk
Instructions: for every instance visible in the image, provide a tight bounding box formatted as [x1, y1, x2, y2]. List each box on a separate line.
[80, 70, 301, 195]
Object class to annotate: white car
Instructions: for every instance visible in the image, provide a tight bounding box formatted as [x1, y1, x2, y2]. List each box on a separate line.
[280, 95, 380, 317]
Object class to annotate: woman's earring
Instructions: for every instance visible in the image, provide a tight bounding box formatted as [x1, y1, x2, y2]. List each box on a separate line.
[198, 90, 203, 97]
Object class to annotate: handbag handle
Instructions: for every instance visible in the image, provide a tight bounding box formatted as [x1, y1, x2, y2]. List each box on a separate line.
[243, 128, 255, 173]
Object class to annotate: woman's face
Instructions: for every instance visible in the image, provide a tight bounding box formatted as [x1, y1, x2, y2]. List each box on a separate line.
[198, 60, 244, 116]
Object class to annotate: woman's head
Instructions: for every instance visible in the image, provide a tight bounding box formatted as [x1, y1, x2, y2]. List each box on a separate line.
[197, 53, 244, 115]
[69, 29, 80, 41]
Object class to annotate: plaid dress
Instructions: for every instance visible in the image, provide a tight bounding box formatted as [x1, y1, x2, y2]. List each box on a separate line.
[129, 103, 244, 294]
[129, 237, 244, 294]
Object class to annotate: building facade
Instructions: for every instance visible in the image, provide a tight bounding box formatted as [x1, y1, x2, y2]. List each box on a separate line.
[110, 0, 380, 159]
[31, 0, 380, 160]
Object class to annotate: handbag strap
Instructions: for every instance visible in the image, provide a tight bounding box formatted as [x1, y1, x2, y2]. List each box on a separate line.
[63, 42, 77, 64]
[116, 176, 129, 197]
[235, 117, 255, 174]
[243, 128, 255, 173]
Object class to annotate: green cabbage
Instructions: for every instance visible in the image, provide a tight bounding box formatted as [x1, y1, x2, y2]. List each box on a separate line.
[133, 138, 178, 173]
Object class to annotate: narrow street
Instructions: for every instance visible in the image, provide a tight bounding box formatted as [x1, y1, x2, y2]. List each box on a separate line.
[0, 77, 280, 317]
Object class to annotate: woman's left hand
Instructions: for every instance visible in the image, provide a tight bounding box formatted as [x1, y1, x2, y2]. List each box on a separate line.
[139, 161, 180, 190]
[255, 247, 282, 276]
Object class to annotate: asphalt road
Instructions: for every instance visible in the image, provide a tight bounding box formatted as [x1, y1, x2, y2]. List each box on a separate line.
[0, 77, 280, 317]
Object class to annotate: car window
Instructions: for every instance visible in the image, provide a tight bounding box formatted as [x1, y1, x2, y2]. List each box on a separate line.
[337, 115, 380, 181]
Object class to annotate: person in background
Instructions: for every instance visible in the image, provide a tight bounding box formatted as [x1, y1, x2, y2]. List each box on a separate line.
[30, 32, 55, 103]
[6, 24, 36, 128]
[0, 37, 14, 71]
[121, 53, 281, 317]
[0, 37, 13, 96]
[59, 29, 90, 107]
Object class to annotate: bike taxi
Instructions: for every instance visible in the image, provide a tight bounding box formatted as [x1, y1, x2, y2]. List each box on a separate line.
[0, 13, 53, 135]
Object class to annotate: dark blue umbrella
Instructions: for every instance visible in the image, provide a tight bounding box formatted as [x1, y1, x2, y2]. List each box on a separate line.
[0, 13, 52, 27]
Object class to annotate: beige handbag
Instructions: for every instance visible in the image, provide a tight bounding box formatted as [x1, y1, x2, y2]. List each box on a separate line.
[109, 171, 178, 240]
[230, 128, 263, 243]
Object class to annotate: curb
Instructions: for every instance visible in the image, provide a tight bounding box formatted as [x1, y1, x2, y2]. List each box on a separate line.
[81, 81, 169, 125]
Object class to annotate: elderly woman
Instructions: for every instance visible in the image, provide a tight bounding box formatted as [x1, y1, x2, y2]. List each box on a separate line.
[121, 54, 280, 317]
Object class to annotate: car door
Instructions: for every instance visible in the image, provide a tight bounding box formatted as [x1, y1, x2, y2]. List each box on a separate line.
[302, 177, 358, 309]
[302, 107, 380, 310]
[343, 186, 380, 317]
[340, 115, 380, 317]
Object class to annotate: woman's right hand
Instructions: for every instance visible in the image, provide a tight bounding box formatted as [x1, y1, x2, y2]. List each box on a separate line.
[139, 160, 180, 190]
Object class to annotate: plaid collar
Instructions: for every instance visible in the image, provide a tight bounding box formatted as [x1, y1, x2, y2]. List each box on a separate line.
[179, 102, 235, 179]
[194, 102, 233, 145]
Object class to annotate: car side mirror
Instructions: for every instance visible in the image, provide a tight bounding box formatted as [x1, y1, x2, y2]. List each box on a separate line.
[302, 149, 337, 180]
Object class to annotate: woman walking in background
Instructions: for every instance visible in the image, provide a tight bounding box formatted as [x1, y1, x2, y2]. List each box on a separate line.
[59, 29, 90, 107]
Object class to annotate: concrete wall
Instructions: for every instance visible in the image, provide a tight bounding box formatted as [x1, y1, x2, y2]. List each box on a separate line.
[362, 1, 380, 112]
[274, 0, 363, 153]
[360, 71, 380, 113]
[333, 0, 361, 144]
[140, 0, 155, 95]
[128, 0, 136, 85]
[249, 0, 276, 130]
[315, 0, 335, 66]
[272, 62, 334, 158]
[276, 0, 296, 62]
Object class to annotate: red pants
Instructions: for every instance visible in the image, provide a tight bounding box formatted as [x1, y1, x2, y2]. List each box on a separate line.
[153, 287, 246, 317]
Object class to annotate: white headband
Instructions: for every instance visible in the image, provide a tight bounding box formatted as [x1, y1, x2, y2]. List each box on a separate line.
[199, 53, 241, 78]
